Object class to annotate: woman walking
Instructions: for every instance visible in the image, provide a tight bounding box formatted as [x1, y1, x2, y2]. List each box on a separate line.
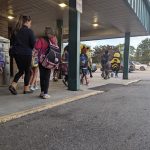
[9, 15, 35, 95]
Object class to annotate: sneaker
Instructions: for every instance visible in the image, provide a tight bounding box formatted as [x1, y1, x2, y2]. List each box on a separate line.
[43, 94, 51, 99]
[34, 85, 39, 90]
[39, 92, 44, 98]
[30, 86, 35, 91]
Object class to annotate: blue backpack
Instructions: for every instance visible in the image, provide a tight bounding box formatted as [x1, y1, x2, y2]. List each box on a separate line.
[80, 54, 88, 68]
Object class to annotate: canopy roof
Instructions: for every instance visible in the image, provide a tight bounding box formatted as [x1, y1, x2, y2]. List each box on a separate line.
[0, 0, 150, 40]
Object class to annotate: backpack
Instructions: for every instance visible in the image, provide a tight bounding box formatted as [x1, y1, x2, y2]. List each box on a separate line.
[0, 52, 5, 73]
[0, 51, 5, 68]
[80, 54, 88, 68]
[39, 37, 61, 69]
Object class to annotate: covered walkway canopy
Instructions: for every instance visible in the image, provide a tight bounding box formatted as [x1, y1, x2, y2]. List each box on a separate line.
[0, 0, 150, 90]
[0, 0, 150, 39]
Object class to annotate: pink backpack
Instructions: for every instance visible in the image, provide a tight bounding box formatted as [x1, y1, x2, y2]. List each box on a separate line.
[39, 38, 61, 69]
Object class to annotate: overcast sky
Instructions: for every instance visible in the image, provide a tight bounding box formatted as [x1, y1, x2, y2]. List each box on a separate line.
[81, 36, 150, 49]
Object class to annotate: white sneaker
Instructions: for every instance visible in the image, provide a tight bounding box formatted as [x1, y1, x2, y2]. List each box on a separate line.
[30, 86, 35, 91]
[34, 85, 39, 90]
[43, 94, 51, 99]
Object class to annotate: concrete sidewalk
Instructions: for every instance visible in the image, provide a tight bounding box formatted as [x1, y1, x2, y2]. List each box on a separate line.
[0, 70, 144, 123]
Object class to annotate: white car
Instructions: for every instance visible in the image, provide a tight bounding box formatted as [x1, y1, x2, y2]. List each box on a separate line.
[132, 61, 148, 71]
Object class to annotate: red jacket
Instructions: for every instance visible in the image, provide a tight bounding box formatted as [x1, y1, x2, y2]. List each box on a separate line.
[34, 37, 59, 59]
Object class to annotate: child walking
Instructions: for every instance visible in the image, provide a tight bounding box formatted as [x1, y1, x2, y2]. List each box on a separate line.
[80, 47, 89, 85]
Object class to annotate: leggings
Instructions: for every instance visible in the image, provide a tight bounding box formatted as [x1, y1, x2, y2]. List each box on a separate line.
[39, 64, 51, 94]
[13, 55, 32, 86]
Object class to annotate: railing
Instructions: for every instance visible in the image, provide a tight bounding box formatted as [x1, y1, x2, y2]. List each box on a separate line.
[127, 0, 150, 34]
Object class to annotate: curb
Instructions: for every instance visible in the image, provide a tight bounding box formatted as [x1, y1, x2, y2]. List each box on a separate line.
[0, 90, 103, 124]
[123, 80, 140, 86]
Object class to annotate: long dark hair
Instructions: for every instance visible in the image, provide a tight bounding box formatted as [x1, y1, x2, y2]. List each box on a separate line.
[14, 15, 31, 34]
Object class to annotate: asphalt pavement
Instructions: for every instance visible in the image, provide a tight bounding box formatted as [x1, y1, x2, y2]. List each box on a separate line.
[1, 80, 150, 150]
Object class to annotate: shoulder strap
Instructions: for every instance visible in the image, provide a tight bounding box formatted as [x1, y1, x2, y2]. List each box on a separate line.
[43, 36, 51, 54]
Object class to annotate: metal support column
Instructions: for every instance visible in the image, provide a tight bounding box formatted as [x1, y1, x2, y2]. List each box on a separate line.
[123, 32, 130, 80]
[57, 19, 63, 54]
[57, 19, 63, 79]
[68, 0, 80, 91]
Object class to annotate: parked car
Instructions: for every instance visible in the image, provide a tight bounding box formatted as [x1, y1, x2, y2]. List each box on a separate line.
[119, 61, 135, 73]
[91, 63, 97, 72]
[129, 61, 136, 72]
[131, 61, 148, 71]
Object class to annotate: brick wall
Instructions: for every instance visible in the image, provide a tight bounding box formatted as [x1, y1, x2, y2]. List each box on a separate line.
[0, 16, 8, 38]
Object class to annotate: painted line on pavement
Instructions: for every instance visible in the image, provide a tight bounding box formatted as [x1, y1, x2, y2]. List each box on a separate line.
[0, 90, 103, 124]
[123, 80, 140, 86]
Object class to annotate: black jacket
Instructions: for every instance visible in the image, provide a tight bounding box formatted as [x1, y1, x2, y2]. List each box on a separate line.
[10, 25, 35, 56]
[101, 53, 109, 65]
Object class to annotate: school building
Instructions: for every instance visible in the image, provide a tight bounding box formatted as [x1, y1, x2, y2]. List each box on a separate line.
[0, 0, 150, 90]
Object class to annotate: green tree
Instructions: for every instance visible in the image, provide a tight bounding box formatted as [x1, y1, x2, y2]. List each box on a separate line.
[136, 38, 150, 64]
[116, 44, 136, 61]
[92, 44, 137, 63]
[92, 45, 115, 63]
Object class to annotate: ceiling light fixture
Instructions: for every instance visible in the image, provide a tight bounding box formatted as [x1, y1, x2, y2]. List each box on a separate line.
[59, 3, 67, 8]
[8, 16, 14, 20]
[93, 23, 99, 27]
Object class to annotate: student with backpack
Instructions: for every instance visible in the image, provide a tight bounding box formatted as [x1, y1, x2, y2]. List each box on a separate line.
[62, 45, 69, 87]
[34, 27, 60, 99]
[80, 47, 89, 85]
